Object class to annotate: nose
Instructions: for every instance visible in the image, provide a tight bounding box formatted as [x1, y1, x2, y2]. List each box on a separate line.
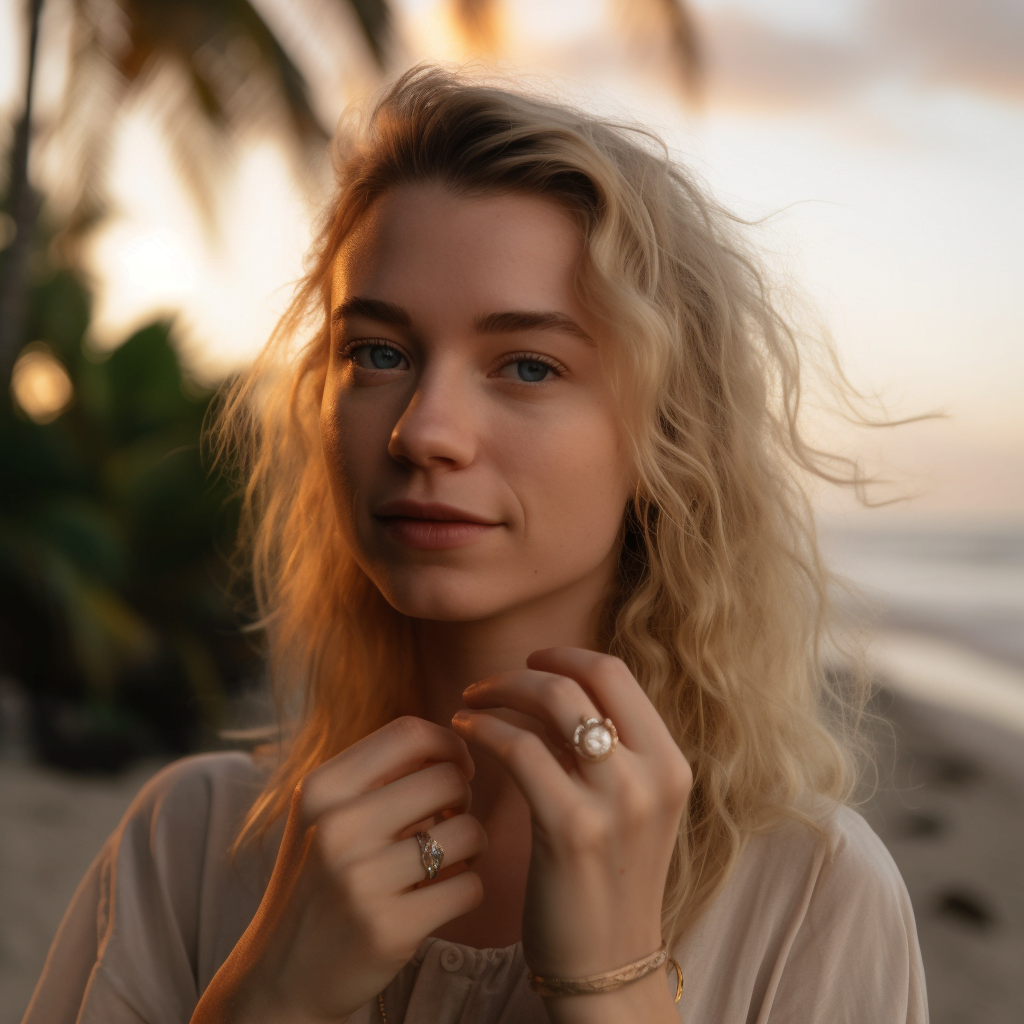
[388, 364, 476, 470]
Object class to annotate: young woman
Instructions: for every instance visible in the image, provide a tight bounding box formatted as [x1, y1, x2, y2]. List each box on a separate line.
[24, 67, 927, 1024]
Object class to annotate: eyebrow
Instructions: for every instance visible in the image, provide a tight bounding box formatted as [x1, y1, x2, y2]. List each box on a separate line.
[332, 296, 593, 344]
[331, 296, 411, 328]
[474, 310, 594, 344]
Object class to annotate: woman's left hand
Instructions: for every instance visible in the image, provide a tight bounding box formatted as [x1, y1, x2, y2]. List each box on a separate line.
[451, 647, 692, 1022]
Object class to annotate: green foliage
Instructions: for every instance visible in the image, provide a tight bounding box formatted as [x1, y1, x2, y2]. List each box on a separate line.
[0, 262, 258, 772]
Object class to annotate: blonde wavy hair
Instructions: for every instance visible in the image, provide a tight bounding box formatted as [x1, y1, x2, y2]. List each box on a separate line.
[218, 65, 869, 944]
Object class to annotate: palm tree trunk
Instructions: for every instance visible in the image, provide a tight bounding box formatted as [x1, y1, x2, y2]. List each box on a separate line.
[0, 0, 45, 384]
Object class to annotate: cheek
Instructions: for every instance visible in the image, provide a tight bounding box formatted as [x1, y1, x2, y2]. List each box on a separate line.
[319, 384, 350, 495]
[319, 379, 386, 522]
[509, 414, 630, 562]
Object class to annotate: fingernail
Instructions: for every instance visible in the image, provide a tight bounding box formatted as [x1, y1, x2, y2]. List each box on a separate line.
[452, 710, 472, 724]
[462, 683, 479, 696]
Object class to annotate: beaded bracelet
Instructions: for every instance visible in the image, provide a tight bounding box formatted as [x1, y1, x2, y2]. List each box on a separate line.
[529, 942, 684, 1003]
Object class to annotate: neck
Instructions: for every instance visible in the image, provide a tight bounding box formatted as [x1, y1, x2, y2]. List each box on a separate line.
[412, 573, 611, 730]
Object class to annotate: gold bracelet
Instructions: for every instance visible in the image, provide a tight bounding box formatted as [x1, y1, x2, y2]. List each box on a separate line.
[529, 942, 684, 1003]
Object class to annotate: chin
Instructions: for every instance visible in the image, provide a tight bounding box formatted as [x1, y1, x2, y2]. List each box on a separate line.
[372, 565, 529, 623]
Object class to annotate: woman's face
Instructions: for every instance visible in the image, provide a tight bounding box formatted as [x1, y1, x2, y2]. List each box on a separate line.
[321, 183, 632, 623]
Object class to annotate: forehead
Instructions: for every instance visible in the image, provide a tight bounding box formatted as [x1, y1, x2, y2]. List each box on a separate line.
[330, 184, 587, 315]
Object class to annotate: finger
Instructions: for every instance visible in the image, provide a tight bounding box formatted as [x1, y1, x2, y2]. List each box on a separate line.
[300, 717, 474, 822]
[451, 709, 578, 822]
[462, 669, 604, 752]
[317, 761, 471, 856]
[376, 813, 488, 892]
[526, 648, 672, 753]
[397, 869, 485, 941]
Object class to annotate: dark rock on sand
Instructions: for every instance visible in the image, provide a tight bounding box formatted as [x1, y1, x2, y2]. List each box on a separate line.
[864, 687, 1024, 1024]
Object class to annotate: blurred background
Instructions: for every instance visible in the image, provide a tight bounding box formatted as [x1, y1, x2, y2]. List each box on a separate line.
[0, 0, 1021, 1021]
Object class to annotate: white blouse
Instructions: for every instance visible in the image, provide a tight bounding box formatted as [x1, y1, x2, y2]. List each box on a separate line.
[22, 751, 929, 1024]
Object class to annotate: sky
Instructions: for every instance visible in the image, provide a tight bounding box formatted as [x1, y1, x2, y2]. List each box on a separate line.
[1, 0, 1022, 518]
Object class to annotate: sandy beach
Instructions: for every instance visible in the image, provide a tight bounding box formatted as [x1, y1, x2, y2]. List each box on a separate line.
[0, 758, 170, 1023]
[864, 685, 1024, 1023]
[2, 632, 1023, 1023]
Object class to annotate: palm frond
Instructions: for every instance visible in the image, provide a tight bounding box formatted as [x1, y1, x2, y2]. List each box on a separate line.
[50, 0, 392, 234]
[446, 0, 700, 93]
[450, 0, 500, 52]
[344, 0, 392, 68]
[658, 0, 701, 94]
[614, 0, 703, 98]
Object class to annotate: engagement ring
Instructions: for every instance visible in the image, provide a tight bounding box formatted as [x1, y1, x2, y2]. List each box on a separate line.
[571, 716, 618, 762]
[414, 830, 444, 880]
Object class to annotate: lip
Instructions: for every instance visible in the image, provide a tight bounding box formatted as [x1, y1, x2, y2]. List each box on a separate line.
[373, 499, 503, 550]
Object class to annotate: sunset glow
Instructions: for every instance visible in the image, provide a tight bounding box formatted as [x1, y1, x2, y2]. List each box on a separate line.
[2, 0, 1021, 515]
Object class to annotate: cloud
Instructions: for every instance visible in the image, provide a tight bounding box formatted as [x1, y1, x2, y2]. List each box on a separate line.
[869, 0, 1024, 101]
[696, 0, 1024, 112]
[698, 11, 876, 111]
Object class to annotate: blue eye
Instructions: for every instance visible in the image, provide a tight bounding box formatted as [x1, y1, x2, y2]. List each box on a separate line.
[516, 360, 550, 382]
[352, 344, 405, 370]
[370, 346, 402, 369]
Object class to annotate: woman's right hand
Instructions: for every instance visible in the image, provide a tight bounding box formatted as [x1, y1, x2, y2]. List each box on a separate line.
[191, 716, 486, 1024]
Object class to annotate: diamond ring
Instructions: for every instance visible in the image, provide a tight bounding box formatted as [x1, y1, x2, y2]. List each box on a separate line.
[571, 716, 619, 762]
[414, 830, 444, 880]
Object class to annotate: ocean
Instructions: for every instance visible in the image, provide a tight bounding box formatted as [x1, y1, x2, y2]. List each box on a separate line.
[820, 520, 1024, 672]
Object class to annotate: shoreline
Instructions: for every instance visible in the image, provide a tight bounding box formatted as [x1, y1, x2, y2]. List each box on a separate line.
[866, 629, 1024, 742]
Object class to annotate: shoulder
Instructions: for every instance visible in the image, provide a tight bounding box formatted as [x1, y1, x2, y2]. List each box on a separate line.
[674, 805, 927, 1022]
[814, 804, 912, 907]
[682, 802, 912, 958]
[741, 802, 902, 888]
[110, 751, 273, 891]
[767, 803, 911, 912]
[793, 804, 922, 971]
[24, 753, 276, 1024]
[706, 805, 926, 1021]
[760, 806, 925, 1003]
[735, 802, 916, 931]
[705, 802, 923, 971]
[763, 807, 928, 1020]
[124, 750, 269, 827]
[104, 753, 274, 987]
[131, 749, 269, 805]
